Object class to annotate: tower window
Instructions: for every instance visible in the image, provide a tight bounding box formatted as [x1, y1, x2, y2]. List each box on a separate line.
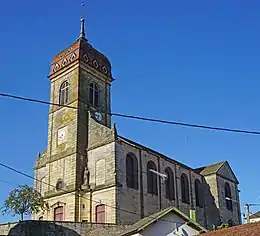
[225, 182, 233, 211]
[59, 81, 69, 106]
[147, 161, 158, 195]
[126, 153, 138, 190]
[89, 82, 99, 107]
[56, 180, 64, 191]
[181, 173, 190, 204]
[165, 167, 175, 200]
[39, 177, 46, 195]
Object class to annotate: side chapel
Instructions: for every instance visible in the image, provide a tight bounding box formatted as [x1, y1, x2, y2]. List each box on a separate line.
[34, 7, 241, 229]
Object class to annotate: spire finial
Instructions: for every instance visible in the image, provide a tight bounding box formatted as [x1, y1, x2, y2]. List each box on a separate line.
[79, 0, 86, 39]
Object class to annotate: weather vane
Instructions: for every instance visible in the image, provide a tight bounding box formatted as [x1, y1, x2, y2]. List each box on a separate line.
[79, 0, 86, 38]
[81, 0, 85, 19]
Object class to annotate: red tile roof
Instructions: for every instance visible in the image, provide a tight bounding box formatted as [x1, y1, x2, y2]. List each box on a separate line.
[200, 222, 260, 236]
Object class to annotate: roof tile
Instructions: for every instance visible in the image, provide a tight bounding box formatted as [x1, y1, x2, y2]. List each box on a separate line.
[200, 222, 260, 236]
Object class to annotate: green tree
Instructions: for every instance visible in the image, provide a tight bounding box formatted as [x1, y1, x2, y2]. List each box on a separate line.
[2, 185, 48, 221]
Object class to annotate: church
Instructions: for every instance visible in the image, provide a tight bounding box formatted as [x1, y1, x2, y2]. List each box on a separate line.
[33, 7, 241, 229]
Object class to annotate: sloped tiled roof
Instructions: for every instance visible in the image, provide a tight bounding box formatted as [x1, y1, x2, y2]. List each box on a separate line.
[200, 222, 260, 236]
[250, 211, 260, 219]
[194, 161, 226, 175]
[120, 206, 207, 236]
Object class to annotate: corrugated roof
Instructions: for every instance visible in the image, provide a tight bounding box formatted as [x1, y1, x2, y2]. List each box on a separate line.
[200, 222, 260, 236]
[120, 206, 207, 236]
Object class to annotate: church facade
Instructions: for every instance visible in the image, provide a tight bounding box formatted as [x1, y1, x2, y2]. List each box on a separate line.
[33, 15, 241, 229]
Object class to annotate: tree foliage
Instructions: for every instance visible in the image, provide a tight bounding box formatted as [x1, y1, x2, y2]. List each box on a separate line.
[2, 185, 48, 221]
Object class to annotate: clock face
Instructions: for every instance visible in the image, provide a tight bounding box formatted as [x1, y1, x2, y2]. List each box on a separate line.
[57, 126, 67, 145]
[95, 112, 102, 122]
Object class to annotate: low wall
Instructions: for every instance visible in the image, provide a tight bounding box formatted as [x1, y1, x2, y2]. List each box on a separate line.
[0, 220, 132, 236]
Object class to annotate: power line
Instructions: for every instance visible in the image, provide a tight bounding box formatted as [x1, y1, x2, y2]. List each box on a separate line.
[0, 179, 17, 186]
[0, 161, 189, 225]
[1, 92, 260, 135]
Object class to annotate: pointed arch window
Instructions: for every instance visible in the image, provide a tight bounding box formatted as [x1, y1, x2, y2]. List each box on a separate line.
[89, 82, 99, 107]
[59, 81, 69, 105]
[195, 179, 203, 207]
[181, 173, 190, 204]
[147, 161, 158, 195]
[126, 153, 138, 190]
[165, 167, 175, 200]
[225, 182, 233, 211]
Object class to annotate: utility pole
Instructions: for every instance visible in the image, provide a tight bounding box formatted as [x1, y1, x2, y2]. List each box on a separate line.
[149, 169, 167, 211]
[244, 203, 260, 223]
[244, 204, 250, 224]
[226, 198, 260, 224]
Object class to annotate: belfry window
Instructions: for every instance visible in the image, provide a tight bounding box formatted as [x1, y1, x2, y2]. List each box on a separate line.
[59, 81, 69, 105]
[225, 182, 233, 211]
[89, 82, 99, 107]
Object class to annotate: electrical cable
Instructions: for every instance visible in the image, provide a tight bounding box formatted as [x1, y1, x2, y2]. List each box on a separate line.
[1, 92, 260, 135]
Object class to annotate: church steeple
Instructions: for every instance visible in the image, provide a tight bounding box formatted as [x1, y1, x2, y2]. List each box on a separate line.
[79, 1, 86, 39]
[49, 0, 113, 79]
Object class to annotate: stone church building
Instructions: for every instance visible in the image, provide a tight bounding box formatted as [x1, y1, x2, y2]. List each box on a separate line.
[33, 12, 241, 230]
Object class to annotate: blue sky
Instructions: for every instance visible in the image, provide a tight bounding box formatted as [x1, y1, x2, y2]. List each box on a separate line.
[0, 0, 260, 222]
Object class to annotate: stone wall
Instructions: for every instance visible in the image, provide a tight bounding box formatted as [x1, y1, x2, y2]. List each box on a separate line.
[115, 138, 206, 227]
[216, 176, 241, 225]
[79, 66, 112, 128]
[0, 221, 130, 236]
[202, 175, 221, 229]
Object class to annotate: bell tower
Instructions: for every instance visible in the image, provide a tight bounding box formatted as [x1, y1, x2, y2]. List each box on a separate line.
[34, 2, 114, 221]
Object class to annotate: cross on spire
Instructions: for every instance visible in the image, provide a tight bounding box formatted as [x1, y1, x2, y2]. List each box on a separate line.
[79, 0, 86, 39]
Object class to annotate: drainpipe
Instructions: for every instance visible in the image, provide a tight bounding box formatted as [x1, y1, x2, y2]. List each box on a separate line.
[90, 189, 93, 223]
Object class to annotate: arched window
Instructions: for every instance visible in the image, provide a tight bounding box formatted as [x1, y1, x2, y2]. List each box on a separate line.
[181, 173, 190, 204]
[56, 180, 64, 191]
[195, 179, 203, 208]
[147, 161, 158, 195]
[89, 82, 99, 107]
[165, 167, 174, 200]
[96, 204, 105, 223]
[59, 81, 69, 105]
[126, 153, 138, 190]
[225, 182, 233, 211]
[40, 177, 46, 195]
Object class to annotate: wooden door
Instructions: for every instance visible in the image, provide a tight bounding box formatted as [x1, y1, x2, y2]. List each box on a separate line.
[96, 204, 105, 223]
[54, 206, 64, 221]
